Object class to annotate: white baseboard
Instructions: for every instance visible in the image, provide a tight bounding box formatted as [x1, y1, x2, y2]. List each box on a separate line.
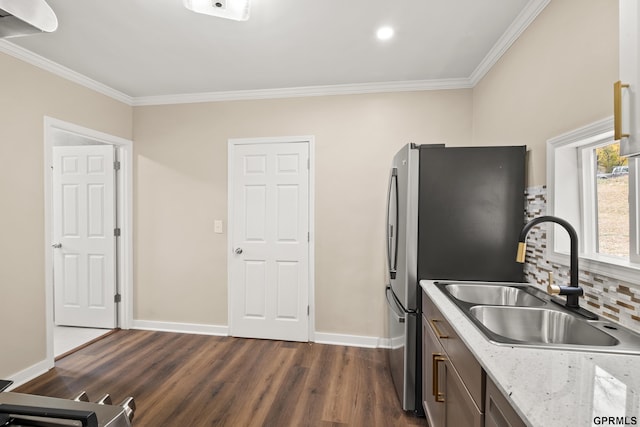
[314, 332, 385, 349]
[132, 320, 229, 336]
[6, 358, 54, 390]
[377, 337, 392, 348]
[132, 321, 387, 349]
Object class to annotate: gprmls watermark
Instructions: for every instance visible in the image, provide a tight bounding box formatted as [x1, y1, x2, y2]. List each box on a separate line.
[593, 417, 638, 425]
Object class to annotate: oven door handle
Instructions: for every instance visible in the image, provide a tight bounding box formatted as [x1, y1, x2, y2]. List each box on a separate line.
[0, 404, 98, 427]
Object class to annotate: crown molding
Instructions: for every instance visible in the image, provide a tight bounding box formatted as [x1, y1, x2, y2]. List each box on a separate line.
[0, 39, 134, 105]
[132, 78, 474, 106]
[1, 0, 549, 107]
[469, 0, 551, 86]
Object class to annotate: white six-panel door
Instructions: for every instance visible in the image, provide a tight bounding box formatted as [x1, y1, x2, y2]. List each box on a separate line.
[52, 145, 116, 328]
[230, 141, 310, 342]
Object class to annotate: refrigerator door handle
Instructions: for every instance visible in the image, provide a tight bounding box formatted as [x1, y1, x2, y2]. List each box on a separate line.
[386, 168, 399, 279]
[385, 286, 407, 322]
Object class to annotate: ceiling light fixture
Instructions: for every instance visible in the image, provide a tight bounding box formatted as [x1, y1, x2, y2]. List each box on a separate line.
[376, 26, 394, 41]
[0, 0, 58, 38]
[183, 0, 250, 21]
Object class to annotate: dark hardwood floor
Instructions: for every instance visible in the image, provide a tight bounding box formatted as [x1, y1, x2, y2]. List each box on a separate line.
[15, 330, 426, 426]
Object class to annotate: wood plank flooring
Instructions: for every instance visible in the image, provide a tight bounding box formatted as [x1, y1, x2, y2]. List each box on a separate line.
[15, 330, 427, 426]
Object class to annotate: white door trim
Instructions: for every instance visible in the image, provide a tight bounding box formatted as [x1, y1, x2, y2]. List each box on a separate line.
[227, 135, 315, 342]
[43, 116, 133, 363]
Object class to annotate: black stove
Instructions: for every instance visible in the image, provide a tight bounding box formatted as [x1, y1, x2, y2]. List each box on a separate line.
[0, 381, 135, 427]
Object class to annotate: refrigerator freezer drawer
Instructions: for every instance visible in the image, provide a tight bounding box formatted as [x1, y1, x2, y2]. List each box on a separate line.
[386, 287, 418, 412]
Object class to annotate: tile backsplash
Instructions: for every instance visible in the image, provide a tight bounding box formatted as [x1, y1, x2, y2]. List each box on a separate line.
[524, 186, 640, 333]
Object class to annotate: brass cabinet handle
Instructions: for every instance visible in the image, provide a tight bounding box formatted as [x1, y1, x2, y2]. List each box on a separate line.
[432, 354, 446, 403]
[614, 80, 630, 140]
[429, 319, 448, 339]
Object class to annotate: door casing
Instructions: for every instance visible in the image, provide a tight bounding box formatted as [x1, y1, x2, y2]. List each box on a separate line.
[44, 116, 133, 364]
[227, 135, 315, 342]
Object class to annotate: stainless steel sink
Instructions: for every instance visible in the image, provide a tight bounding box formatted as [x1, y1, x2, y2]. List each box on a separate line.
[444, 284, 545, 306]
[434, 281, 640, 354]
[469, 306, 618, 346]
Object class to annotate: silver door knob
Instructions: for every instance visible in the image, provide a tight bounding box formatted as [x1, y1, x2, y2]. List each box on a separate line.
[52, 243, 62, 248]
[235, 248, 243, 254]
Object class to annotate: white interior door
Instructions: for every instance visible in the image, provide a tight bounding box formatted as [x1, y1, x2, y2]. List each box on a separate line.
[52, 145, 116, 328]
[230, 140, 310, 342]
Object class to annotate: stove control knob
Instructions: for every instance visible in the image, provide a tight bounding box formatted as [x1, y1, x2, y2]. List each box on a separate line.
[72, 391, 89, 402]
[97, 393, 112, 405]
[119, 397, 136, 422]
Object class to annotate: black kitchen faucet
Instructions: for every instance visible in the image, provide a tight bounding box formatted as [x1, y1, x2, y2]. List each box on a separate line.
[516, 215, 597, 320]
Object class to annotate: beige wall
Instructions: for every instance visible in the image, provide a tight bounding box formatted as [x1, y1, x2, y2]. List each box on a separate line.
[472, 0, 618, 186]
[0, 52, 132, 378]
[133, 91, 473, 336]
[2, 0, 618, 381]
[132, 0, 620, 338]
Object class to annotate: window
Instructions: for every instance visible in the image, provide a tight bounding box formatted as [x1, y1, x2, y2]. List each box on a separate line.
[594, 143, 629, 258]
[578, 140, 630, 259]
[547, 117, 640, 283]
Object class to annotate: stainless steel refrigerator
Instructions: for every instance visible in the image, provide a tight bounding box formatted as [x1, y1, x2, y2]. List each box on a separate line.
[384, 143, 526, 414]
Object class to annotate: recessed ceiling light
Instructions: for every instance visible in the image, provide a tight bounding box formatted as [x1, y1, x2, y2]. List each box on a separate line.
[376, 26, 394, 41]
[183, 0, 250, 21]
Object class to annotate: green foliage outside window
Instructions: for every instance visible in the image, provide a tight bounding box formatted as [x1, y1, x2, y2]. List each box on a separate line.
[596, 143, 628, 173]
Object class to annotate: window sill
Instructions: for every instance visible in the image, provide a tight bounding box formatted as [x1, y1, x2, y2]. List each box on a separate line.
[547, 250, 640, 287]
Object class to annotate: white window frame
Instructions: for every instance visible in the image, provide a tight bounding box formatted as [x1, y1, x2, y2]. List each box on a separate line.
[547, 117, 640, 285]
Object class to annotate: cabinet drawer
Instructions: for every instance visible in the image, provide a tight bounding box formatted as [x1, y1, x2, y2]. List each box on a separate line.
[423, 289, 484, 410]
[422, 290, 454, 342]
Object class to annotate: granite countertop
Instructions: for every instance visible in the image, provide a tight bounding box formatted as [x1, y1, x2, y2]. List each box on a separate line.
[420, 280, 640, 427]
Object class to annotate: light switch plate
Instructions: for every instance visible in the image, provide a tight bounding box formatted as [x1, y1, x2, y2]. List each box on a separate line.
[214, 220, 223, 234]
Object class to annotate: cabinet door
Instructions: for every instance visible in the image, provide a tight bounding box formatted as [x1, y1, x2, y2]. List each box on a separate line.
[444, 359, 483, 427]
[423, 315, 446, 427]
[485, 377, 526, 427]
[619, 0, 640, 156]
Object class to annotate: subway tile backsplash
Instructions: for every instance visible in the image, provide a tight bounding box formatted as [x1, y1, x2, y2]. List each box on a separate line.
[524, 186, 640, 333]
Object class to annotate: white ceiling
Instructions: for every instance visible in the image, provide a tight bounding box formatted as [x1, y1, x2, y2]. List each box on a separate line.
[2, 0, 548, 103]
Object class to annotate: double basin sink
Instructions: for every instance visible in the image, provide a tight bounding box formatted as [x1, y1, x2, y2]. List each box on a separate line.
[436, 281, 640, 354]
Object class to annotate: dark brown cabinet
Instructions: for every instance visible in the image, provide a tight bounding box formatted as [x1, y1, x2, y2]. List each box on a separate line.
[422, 315, 445, 426]
[422, 288, 529, 427]
[485, 377, 527, 427]
[422, 290, 484, 427]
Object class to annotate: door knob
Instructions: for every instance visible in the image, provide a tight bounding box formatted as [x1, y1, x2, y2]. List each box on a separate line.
[52, 243, 62, 248]
[235, 248, 243, 254]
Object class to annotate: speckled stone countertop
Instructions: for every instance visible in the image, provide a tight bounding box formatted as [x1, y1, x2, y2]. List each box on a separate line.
[420, 280, 640, 427]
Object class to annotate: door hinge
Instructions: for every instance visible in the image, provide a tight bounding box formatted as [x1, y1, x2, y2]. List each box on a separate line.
[114, 161, 121, 171]
[307, 305, 310, 316]
[114, 294, 121, 303]
[307, 232, 310, 242]
[114, 228, 121, 237]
